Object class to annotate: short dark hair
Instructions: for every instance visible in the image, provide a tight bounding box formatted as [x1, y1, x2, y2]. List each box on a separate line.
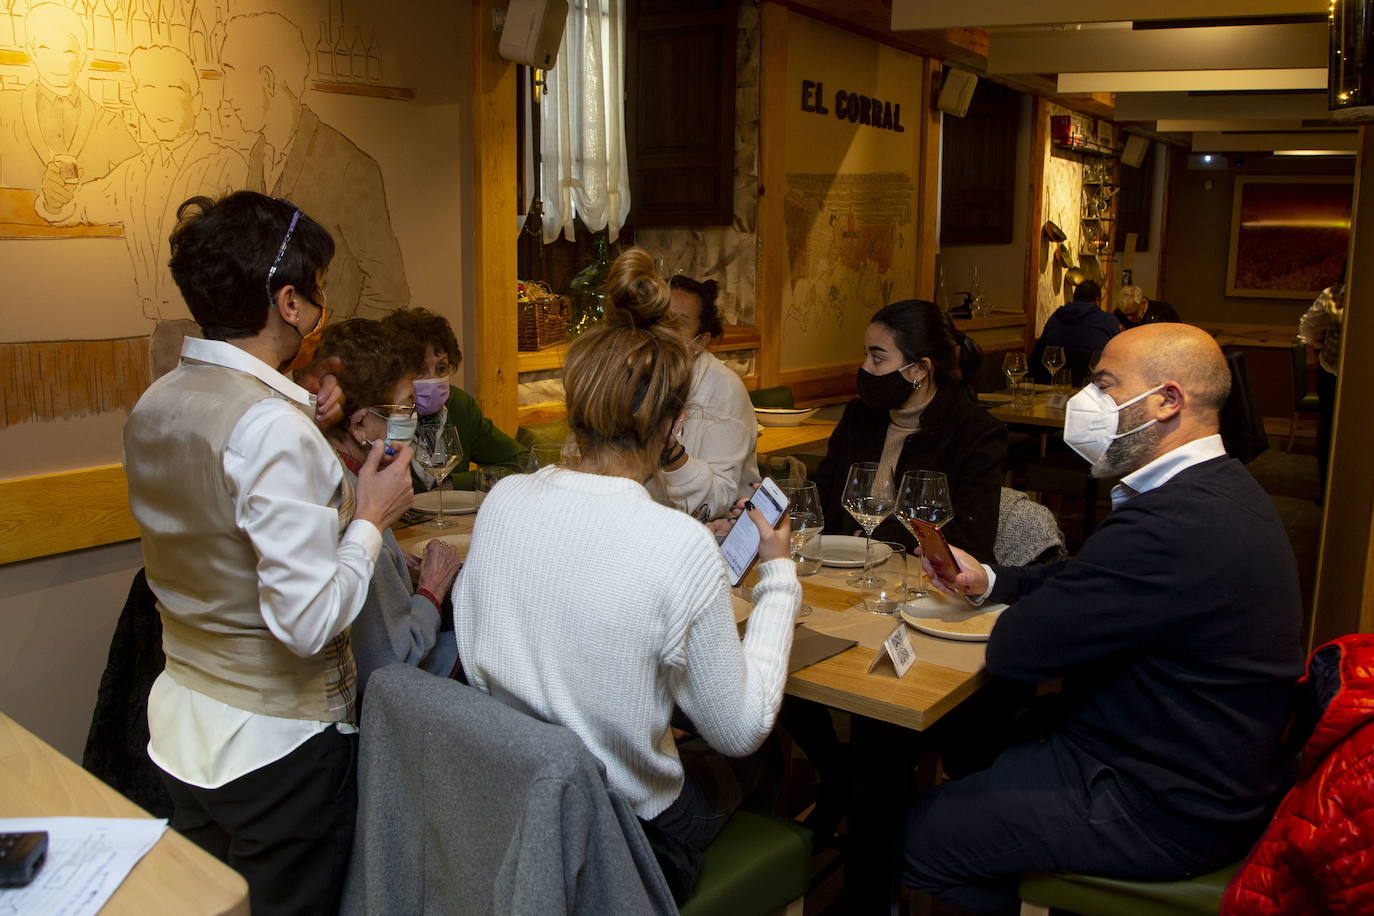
[168, 191, 334, 339]
[313, 318, 409, 418]
[380, 307, 461, 375]
[668, 274, 724, 340]
[1072, 280, 1102, 303]
[869, 299, 980, 387]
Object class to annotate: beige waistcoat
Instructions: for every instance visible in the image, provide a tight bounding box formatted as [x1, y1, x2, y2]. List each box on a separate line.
[124, 361, 356, 722]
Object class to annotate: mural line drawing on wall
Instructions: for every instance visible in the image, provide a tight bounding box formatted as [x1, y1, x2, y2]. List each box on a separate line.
[783, 171, 914, 335]
[0, 1, 414, 428]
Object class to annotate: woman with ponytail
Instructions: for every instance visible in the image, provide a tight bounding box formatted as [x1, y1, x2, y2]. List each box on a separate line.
[451, 248, 801, 901]
[811, 299, 1005, 558]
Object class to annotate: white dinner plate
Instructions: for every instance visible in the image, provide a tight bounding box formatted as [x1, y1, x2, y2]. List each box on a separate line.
[900, 596, 1008, 642]
[754, 406, 820, 427]
[410, 533, 473, 558]
[411, 490, 483, 516]
[819, 535, 893, 568]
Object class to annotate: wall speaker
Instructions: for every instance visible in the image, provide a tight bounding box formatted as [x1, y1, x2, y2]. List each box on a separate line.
[1121, 134, 1149, 168]
[937, 68, 977, 118]
[499, 0, 569, 70]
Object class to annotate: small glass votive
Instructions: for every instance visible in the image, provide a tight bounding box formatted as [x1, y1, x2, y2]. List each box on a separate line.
[860, 541, 907, 616]
[476, 466, 515, 492]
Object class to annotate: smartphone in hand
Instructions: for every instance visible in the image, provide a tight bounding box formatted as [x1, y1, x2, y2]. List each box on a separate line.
[910, 518, 960, 585]
[720, 477, 790, 586]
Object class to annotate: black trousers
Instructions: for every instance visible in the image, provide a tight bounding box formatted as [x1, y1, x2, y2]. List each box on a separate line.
[159, 726, 358, 916]
[902, 736, 1230, 915]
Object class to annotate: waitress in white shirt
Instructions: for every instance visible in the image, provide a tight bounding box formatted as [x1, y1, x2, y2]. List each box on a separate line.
[123, 191, 415, 916]
[650, 274, 761, 520]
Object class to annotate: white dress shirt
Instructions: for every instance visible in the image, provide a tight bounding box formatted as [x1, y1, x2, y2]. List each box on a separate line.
[976, 435, 1227, 600]
[652, 351, 761, 520]
[146, 338, 381, 789]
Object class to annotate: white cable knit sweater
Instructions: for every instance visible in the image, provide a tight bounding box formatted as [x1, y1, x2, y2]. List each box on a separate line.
[452, 466, 801, 818]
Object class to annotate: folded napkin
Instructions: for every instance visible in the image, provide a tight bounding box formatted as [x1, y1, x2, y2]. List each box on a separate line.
[788, 625, 857, 674]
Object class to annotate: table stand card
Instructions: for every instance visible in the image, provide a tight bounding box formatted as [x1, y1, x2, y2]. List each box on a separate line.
[867, 622, 917, 678]
[1045, 392, 1069, 409]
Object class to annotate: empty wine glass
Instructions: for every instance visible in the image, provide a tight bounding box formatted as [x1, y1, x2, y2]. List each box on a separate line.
[1042, 345, 1066, 391]
[525, 443, 563, 473]
[1002, 351, 1028, 405]
[841, 461, 895, 588]
[415, 425, 464, 529]
[893, 470, 953, 601]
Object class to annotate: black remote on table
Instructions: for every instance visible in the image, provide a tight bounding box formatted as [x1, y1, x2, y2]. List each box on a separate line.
[0, 832, 48, 887]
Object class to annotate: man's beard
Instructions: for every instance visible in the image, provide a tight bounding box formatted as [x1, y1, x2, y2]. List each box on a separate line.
[1091, 400, 1159, 479]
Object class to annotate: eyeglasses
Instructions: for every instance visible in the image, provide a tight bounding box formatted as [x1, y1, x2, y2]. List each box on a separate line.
[265, 208, 301, 307]
[367, 404, 417, 421]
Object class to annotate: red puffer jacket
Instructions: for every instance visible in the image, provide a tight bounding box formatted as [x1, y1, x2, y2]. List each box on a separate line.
[1221, 633, 1374, 915]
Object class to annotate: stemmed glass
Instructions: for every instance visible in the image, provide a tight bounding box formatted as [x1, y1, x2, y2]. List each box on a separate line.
[1002, 351, 1027, 403]
[841, 462, 895, 588]
[779, 480, 823, 617]
[1042, 345, 1066, 391]
[893, 470, 953, 601]
[525, 443, 563, 473]
[415, 425, 464, 529]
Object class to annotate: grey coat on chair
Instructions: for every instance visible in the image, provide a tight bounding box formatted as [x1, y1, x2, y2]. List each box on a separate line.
[994, 489, 1067, 567]
[341, 664, 676, 916]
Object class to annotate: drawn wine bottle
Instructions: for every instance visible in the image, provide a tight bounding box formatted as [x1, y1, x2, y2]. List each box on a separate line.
[95, 0, 117, 54]
[365, 28, 381, 84]
[332, 9, 351, 80]
[0, 2, 14, 50]
[314, 21, 332, 78]
[12, 0, 28, 47]
[129, 0, 151, 47]
[350, 26, 365, 83]
[169, 0, 190, 56]
[189, 4, 207, 64]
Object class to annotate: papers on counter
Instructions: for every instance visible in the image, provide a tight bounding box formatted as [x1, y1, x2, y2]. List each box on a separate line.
[0, 817, 167, 916]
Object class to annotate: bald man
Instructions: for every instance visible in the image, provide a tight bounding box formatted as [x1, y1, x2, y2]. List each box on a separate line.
[902, 324, 1304, 914]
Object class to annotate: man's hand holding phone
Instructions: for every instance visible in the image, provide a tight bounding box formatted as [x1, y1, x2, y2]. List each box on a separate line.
[921, 542, 988, 598]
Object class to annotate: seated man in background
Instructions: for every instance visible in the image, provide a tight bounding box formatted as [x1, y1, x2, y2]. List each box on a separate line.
[903, 323, 1304, 915]
[1115, 285, 1180, 329]
[1030, 279, 1121, 383]
[381, 307, 527, 490]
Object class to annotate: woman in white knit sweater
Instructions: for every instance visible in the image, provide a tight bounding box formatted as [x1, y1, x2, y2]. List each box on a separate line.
[452, 248, 801, 900]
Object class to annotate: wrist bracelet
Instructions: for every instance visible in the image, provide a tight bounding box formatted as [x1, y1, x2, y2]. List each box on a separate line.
[416, 586, 442, 612]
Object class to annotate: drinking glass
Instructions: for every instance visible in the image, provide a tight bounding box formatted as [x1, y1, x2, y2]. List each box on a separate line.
[779, 480, 824, 577]
[476, 465, 514, 493]
[841, 461, 895, 588]
[893, 470, 953, 601]
[1042, 345, 1066, 391]
[1002, 351, 1027, 403]
[860, 541, 907, 616]
[415, 425, 464, 529]
[525, 443, 563, 473]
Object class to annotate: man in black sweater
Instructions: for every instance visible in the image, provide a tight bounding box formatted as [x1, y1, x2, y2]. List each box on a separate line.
[902, 323, 1304, 914]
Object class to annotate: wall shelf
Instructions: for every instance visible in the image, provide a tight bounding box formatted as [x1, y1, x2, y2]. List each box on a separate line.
[517, 323, 761, 374]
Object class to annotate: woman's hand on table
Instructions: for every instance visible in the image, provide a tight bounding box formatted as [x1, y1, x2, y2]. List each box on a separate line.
[417, 539, 462, 596]
[921, 543, 988, 598]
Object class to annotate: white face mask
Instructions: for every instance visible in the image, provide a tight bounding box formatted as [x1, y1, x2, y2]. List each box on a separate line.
[1063, 383, 1164, 465]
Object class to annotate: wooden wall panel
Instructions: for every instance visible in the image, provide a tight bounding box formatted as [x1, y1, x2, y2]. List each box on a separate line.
[0, 465, 138, 565]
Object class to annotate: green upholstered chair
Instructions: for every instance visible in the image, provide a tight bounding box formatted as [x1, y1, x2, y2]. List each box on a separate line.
[1288, 339, 1320, 452]
[749, 386, 795, 409]
[1018, 860, 1242, 916]
[678, 811, 811, 916]
[516, 417, 570, 451]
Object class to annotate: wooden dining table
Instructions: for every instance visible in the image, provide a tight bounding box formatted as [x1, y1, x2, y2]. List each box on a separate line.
[394, 508, 986, 734]
[755, 418, 837, 458]
[0, 713, 249, 916]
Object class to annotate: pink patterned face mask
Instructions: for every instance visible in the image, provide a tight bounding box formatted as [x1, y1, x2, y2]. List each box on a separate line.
[412, 378, 450, 416]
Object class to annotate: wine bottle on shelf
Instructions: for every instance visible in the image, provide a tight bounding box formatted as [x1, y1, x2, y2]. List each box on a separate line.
[350, 26, 365, 83]
[366, 28, 382, 83]
[315, 21, 332, 77]
[332, 11, 351, 81]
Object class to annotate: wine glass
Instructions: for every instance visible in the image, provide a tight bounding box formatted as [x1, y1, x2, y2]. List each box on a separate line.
[1042, 345, 1066, 391]
[779, 480, 823, 617]
[893, 470, 953, 601]
[525, 443, 563, 473]
[841, 462, 895, 588]
[1002, 351, 1027, 401]
[415, 425, 464, 529]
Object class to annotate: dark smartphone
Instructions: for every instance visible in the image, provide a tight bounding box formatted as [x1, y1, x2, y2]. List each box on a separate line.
[910, 518, 960, 584]
[0, 831, 47, 887]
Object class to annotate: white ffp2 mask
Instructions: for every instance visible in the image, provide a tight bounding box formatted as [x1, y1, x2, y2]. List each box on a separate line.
[1063, 383, 1164, 465]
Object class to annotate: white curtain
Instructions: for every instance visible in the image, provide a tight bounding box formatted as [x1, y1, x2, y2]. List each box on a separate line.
[538, 0, 630, 244]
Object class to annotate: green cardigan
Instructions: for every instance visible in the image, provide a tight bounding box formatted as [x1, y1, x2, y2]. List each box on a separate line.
[414, 387, 528, 491]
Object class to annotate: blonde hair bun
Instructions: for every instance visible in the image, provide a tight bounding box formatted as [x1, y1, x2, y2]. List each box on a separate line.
[604, 247, 673, 329]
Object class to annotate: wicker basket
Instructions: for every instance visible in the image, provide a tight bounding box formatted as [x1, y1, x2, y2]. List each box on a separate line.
[517, 284, 571, 351]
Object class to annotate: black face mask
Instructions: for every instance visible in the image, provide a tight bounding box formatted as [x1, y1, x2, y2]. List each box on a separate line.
[856, 364, 917, 411]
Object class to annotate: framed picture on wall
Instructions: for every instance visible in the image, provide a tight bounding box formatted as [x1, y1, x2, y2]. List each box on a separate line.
[1226, 176, 1354, 298]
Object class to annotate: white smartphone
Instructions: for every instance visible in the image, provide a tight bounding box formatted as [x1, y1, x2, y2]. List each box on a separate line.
[720, 477, 790, 586]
